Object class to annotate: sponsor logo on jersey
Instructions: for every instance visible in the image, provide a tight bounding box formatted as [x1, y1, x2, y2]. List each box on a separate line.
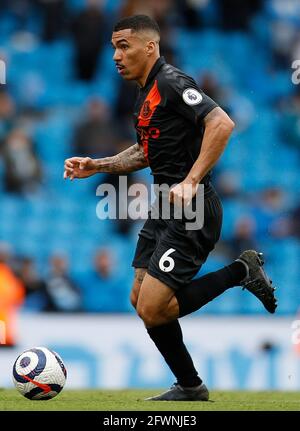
[182, 88, 202, 105]
[141, 100, 152, 119]
[137, 80, 162, 158]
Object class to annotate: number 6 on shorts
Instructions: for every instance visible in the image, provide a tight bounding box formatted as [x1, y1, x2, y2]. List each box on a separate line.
[159, 248, 176, 272]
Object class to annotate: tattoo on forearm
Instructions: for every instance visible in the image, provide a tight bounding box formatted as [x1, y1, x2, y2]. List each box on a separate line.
[97, 143, 148, 174]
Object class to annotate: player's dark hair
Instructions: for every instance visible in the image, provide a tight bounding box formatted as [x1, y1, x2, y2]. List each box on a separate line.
[113, 15, 160, 37]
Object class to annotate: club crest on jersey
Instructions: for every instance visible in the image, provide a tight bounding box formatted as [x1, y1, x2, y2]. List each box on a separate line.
[182, 88, 202, 105]
[141, 100, 152, 119]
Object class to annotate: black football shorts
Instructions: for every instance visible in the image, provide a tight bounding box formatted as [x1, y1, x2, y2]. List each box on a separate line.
[132, 184, 223, 290]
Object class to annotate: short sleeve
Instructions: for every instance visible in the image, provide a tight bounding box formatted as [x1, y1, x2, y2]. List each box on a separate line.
[162, 74, 219, 125]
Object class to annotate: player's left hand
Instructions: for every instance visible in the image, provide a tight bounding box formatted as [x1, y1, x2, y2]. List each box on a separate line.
[169, 180, 199, 207]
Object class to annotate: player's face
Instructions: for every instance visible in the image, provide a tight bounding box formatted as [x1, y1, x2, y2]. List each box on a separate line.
[112, 29, 150, 82]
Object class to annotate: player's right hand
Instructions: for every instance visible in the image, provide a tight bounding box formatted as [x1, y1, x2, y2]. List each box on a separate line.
[63, 157, 98, 180]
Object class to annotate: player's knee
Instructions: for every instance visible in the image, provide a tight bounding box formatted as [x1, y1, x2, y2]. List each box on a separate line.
[136, 304, 162, 327]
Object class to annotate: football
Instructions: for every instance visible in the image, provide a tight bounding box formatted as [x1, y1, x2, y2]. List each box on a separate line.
[12, 347, 67, 400]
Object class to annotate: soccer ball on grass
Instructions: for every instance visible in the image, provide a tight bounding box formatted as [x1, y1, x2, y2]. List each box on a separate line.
[12, 346, 67, 400]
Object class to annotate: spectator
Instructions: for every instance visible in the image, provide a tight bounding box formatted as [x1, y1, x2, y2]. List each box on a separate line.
[37, 0, 67, 42]
[73, 98, 119, 158]
[149, 0, 176, 64]
[113, 80, 138, 140]
[0, 242, 25, 347]
[197, 73, 224, 104]
[214, 170, 241, 200]
[119, 0, 151, 17]
[198, 74, 255, 133]
[251, 187, 287, 240]
[16, 256, 45, 296]
[77, 249, 129, 312]
[71, 0, 104, 81]
[0, 89, 15, 144]
[0, 0, 33, 30]
[218, 0, 262, 32]
[267, 0, 300, 69]
[16, 256, 47, 311]
[225, 216, 258, 259]
[280, 90, 300, 150]
[44, 254, 82, 312]
[174, 0, 202, 29]
[1, 127, 42, 194]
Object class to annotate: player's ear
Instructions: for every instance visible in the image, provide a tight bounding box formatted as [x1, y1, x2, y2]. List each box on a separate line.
[145, 41, 156, 56]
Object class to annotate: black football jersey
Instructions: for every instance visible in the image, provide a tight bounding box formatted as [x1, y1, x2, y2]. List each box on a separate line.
[133, 56, 218, 185]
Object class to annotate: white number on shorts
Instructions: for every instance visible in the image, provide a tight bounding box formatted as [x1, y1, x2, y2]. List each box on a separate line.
[159, 248, 176, 272]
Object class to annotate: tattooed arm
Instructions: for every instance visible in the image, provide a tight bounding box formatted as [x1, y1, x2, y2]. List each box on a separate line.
[95, 143, 148, 174]
[64, 143, 148, 180]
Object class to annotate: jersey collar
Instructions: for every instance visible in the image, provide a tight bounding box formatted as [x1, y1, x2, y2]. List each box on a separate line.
[143, 56, 166, 88]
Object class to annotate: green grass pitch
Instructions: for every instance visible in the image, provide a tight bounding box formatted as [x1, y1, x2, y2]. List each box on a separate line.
[0, 389, 300, 411]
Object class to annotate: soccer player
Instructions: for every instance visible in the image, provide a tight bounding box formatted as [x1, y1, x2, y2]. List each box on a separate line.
[64, 15, 277, 401]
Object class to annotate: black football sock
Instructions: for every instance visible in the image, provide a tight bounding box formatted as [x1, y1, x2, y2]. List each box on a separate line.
[147, 320, 202, 388]
[175, 261, 247, 317]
